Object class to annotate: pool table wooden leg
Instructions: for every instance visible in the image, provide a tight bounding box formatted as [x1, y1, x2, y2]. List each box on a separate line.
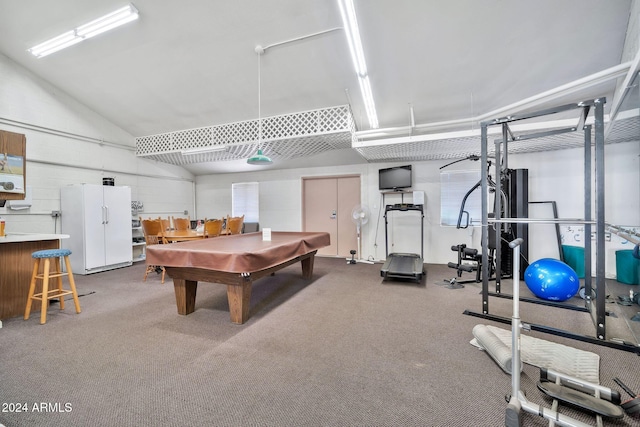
[300, 253, 316, 279]
[227, 281, 251, 324]
[174, 279, 197, 315]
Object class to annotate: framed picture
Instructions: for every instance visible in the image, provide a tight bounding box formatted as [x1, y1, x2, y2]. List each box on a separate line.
[0, 130, 26, 200]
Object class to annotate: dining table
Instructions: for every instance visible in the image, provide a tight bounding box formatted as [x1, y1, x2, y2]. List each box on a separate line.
[163, 229, 205, 242]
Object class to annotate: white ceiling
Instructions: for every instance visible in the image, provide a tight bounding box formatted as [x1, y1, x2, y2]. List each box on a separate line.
[0, 0, 633, 174]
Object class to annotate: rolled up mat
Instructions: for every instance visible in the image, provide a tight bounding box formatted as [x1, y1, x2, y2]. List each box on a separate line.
[472, 324, 600, 383]
[472, 324, 523, 374]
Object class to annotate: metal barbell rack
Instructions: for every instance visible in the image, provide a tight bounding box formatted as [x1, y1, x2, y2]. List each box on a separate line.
[463, 98, 640, 354]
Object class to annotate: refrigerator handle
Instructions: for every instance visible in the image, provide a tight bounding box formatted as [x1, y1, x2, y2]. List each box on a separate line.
[105, 205, 109, 224]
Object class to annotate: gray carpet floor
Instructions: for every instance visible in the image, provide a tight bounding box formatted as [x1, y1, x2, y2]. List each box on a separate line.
[0, 258, 638, 427]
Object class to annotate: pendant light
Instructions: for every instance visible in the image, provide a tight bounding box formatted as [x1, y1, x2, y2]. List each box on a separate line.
[247, 45, 273, 165]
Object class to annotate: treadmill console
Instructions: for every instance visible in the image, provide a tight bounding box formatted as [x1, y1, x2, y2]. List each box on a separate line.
[386, 203, 423, 212]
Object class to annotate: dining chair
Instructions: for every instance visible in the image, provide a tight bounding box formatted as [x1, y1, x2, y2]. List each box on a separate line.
[140, 218, 167, 283]
[226, 215, 244, 235]
[159, 217, 171, 231]
[172, 216, 191, 231]
[203, 219, 223, 238]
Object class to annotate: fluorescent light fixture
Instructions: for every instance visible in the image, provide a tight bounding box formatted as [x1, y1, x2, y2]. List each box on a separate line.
[180, 146, 227, 156]
[337, 0, 379, 129]
[28, 4, 139, 58]
[76, 5, 139, 38]
[27, 31, 84, 58]
[358, 75, 379, 129]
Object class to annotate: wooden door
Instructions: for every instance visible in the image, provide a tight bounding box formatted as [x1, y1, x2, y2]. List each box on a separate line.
[336, 176, 360, 257]
[303, 176, 360, 257]
[303, 178, 337, 256]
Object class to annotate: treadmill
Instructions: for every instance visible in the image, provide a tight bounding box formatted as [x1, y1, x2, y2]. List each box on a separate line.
[380, 203, 425, 283]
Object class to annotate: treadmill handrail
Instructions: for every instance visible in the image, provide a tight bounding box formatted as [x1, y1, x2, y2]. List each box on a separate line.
[383, 203, 424, 259]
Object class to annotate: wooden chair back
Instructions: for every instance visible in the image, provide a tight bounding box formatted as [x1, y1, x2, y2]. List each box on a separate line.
[203, 219, 223, 238]
[226, 215, 244, 235]
[140, 218, 167, 246]
[139, 218, 166, 283]
[159, 217, 171, 231]
[172, 216, 191, 231]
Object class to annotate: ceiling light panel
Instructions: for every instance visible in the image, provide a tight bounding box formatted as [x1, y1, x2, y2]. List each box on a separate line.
[27, 31, 83, 58]
[28, 4, 139, 58]
[76, 4, 139, 38]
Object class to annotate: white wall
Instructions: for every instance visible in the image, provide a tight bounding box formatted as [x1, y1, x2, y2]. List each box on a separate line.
[500, 141, 639, 276]
[372, 141, 640, 268]
[195, 140, 639, 277]
[196, 164, 371, 230]
[0, 53, 195, 235]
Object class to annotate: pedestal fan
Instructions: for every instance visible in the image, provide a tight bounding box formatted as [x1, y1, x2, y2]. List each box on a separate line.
[349, 204, 373, 264]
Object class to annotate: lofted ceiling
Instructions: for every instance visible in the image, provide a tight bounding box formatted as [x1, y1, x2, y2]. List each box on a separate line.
[0, 0, 634, 175]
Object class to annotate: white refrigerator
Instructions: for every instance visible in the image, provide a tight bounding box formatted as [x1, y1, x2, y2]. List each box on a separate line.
[61, 184, 133, 274]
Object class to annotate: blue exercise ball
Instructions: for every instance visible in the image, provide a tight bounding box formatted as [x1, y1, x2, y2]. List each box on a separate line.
[524, 258, 580, 302]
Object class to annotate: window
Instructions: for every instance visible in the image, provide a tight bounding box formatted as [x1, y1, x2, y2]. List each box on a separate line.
[440, 170, 481, 227]
[232, 182, 259, 222]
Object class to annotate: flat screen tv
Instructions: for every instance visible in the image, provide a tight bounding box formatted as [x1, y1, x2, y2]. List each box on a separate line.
[379, 165, 412, 191]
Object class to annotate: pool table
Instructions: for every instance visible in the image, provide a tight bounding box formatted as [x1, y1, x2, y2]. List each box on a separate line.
[145, 231, 330, 324]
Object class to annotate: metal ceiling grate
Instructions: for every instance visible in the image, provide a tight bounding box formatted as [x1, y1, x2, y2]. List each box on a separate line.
[136, 105, 356, 165]
[136, 103, 637, 166]
[354, 114, 638, 163]
[607, 109, 639, 144]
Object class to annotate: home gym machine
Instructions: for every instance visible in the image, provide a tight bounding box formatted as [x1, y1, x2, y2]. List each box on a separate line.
[441, 154, 527, 287]
[380, 202, 425, 283]
[463, 97, 640, 355]
[444, 234, 496, 289]
[444, 243, 486, 288]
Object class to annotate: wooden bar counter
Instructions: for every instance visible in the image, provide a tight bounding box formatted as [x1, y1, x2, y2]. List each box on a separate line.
[0, 233, 69, 320]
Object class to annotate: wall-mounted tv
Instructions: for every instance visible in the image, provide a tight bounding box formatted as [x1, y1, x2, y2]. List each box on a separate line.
[379, 165, 412, 191]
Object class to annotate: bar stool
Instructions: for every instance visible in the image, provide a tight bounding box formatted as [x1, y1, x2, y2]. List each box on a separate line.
[24, 248, 81, 324]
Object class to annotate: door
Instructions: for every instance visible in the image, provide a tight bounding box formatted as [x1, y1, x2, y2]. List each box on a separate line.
[103, 186, 132, 266]
[84, 185, 107, 270]
[303, 176, 360, 257]
[303, 178, 337, 256]
[336, 176, 360, 257]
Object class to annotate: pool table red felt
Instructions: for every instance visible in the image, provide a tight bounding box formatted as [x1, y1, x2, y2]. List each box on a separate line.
[145, 231, 330, 323]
